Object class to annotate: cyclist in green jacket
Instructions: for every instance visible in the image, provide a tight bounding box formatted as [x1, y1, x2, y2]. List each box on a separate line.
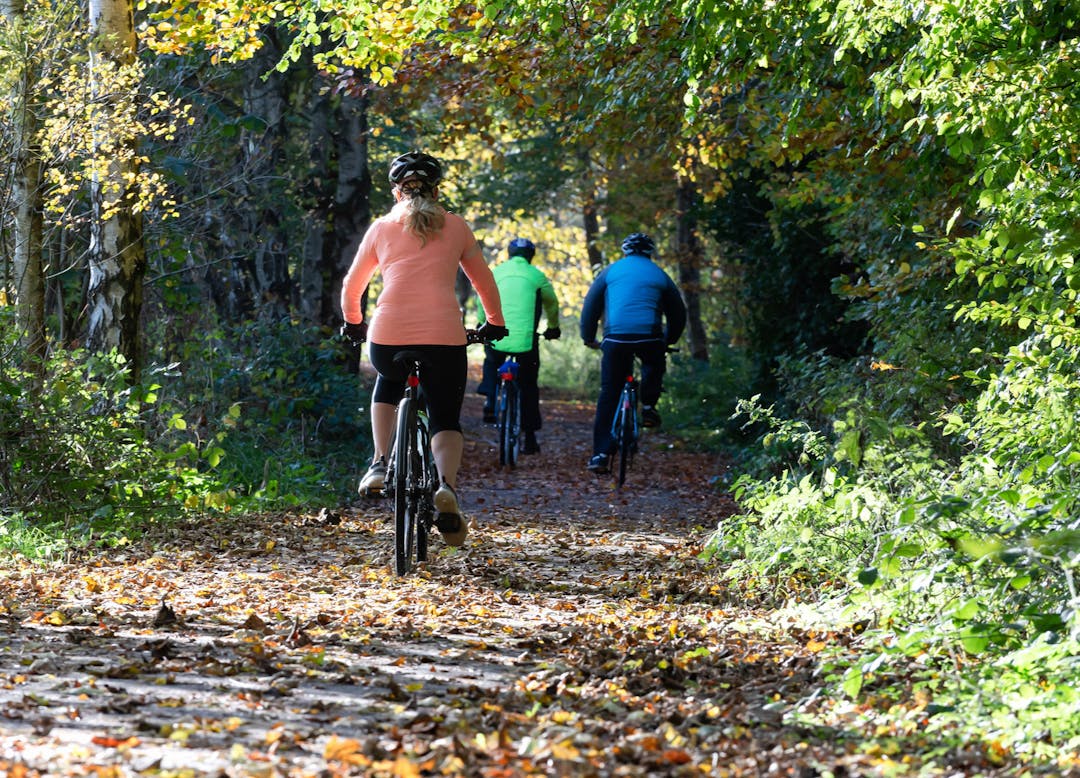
[478, 238, 561, 454]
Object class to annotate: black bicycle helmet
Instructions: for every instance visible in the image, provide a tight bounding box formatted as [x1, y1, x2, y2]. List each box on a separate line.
[621, 232, 655, 256]
[507, 237, 535, 260]
[388, 151, 443, 185]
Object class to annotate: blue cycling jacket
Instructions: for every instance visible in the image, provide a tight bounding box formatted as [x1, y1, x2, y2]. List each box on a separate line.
[580, 254, 687, 344]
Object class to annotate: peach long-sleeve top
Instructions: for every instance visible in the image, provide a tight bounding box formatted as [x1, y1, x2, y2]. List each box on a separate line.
[340, 204, 504, 346]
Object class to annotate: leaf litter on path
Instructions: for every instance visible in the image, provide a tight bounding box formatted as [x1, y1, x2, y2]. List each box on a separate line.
[0, 389, 1037, 776]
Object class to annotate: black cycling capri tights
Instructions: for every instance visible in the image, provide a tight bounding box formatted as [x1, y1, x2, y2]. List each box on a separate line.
[368, 343, 467, 436]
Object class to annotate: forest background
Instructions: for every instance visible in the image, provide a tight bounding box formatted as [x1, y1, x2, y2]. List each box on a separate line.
[2, 0, 1079, 772]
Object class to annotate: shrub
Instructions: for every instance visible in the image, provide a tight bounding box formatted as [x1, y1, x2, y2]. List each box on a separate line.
[0, 341, 203, 556]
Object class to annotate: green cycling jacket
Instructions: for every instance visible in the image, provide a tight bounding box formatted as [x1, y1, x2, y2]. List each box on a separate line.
[481, 256, 559, 353]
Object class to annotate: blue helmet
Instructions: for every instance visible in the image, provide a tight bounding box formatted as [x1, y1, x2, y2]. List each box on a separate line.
[507, 237, 536, 260]
[621, 232, 655, 256]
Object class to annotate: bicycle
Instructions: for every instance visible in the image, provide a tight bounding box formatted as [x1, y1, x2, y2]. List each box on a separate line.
[384, 350, 439, 575]
[608, 347, 678, 488]
[610, 371, 640, 488]
[384, 329, 490, 575]
[494, 355, 521, 469]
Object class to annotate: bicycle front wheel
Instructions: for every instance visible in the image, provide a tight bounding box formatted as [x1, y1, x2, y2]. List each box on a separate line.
[393, 395, 417, 575]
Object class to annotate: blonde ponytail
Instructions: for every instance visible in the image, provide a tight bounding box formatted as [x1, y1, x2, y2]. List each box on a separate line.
[396, 181, 445, 244]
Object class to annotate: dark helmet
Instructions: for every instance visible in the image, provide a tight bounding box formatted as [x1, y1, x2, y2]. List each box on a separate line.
[621, 232, 655, 256]
[388, 151, 442, 185]
[507, 237, 535, 260]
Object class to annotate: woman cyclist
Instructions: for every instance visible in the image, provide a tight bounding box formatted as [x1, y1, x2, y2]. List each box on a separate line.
[340, 151, 507, 546]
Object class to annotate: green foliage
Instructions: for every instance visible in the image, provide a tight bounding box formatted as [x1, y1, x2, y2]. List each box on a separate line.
[536, 324, 600, 397]
[657, 344, 753, 451]
[713, 335, 1080, 757]
[0, 314, 368, 559]
[702, 173, 869, 401]
[152, 316, 370, 509]
[0, 331, 207, 556]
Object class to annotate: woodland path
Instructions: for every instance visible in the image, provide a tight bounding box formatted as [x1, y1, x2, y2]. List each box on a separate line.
[0, 376, 1024, 776]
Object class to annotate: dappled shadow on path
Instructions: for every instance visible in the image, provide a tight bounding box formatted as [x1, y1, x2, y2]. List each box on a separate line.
[0, 381, 1025, 776]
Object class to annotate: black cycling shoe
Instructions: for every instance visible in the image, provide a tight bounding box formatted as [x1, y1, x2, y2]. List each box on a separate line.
[586, 454, 610, 474]
[482, 407, 496, 424]
[522, 431, 540, 455]
[641, 406, 661, 428]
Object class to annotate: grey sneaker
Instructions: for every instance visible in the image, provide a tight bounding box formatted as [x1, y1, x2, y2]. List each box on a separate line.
[434, 481, 467, 546]
[358, 457, 386, 496]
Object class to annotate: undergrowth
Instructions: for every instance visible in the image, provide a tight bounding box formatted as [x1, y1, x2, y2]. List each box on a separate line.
[0, 316, 368, 560]
[707, 335, 1080, 771]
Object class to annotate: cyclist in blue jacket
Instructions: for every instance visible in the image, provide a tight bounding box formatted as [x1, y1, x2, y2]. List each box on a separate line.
[580, 232, 687, 474]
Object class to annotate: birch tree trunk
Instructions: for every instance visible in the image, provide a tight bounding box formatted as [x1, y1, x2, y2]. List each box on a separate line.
[85, 0, 146, 378]
[3, 0, 46, 373]
[676, 174, 709, 361]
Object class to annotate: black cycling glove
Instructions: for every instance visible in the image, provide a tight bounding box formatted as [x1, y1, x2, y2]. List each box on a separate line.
[476, 322, 509, 343]
[340, 321, 367, 347]
[542, 327, 561, 341]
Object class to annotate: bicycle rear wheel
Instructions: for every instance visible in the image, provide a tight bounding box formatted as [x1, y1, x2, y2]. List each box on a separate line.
[498, 382, 520, 469]
[415, 414, 436, 563]
[393, 395, 417, 575]
[616, 388, 636, 487]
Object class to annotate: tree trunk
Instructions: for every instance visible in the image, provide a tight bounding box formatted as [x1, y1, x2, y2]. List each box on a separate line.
[85, 0, 146, 378]
[299, 78, 372, 325]
[675, 174, 709, 361]
[298, 81, 333, 324]
[237, 34, 292, 321]
[3, 0, 47, 375]
[580, 151, 603, 272]
[327, 88, 371, 325]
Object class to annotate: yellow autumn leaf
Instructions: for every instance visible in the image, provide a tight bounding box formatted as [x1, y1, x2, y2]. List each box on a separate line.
[550, 740, 580, 760]
[324, 735, 371, 766]
[391, 755, 421, 778]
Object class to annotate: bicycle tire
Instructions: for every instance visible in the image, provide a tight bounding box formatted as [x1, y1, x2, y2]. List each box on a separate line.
[617, 384, 636, 487]
[496, 381, 508, 468]
[415, 413, 436, 563]
[499, 381, 520, 469]
[393, 395, 416, 575]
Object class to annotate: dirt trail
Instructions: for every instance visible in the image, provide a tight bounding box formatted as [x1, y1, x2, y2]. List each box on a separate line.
[0, 383, 1013, 776]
